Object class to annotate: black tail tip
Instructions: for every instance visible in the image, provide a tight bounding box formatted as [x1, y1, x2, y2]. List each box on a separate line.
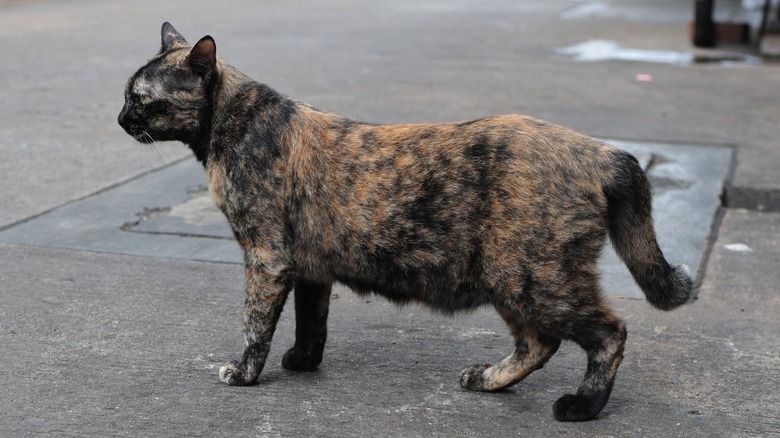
[648, 264, 695, 311]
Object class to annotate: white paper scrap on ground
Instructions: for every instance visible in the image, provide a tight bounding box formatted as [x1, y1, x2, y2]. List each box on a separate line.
[723, 243, 753, 253]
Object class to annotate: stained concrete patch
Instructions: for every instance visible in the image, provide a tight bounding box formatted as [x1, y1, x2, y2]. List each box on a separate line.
[0, 159, 241, 264]
[0, 140, 731, 299]
[124, 185, 233, 240]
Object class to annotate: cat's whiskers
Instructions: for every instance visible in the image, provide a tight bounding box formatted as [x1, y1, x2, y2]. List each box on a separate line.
[142, 131, 169, 170]
[138, 132, 154, 170]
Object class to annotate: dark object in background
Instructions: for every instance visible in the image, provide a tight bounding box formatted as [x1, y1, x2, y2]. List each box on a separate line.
[693, 0, 717, 47]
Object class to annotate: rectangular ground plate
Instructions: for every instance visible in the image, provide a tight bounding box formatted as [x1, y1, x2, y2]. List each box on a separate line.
[0, 140, 732, 300]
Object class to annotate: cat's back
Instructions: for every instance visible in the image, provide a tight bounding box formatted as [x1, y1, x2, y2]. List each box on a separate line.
[308, 113, 616, 200]
[316, 113, 614, 172]
[281, 109, 620, 220]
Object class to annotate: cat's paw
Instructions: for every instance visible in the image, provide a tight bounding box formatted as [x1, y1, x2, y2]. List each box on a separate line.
[281, 347, 322, 372]
[553, 393, 601, 422]
[218, 361, 258, 386]
[459, 363, 492, 391]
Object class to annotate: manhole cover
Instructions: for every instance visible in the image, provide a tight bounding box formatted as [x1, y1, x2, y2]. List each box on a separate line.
[0, 140, 731, 300]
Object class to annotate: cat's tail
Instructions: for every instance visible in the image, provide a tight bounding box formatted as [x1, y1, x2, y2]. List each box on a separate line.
[603, 149, 695, 311]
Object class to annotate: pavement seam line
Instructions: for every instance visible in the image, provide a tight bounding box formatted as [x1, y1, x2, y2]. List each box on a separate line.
[0, 155, 192, 233]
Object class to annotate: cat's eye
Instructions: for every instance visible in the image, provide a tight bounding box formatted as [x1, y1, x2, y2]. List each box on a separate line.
[138, 95, 153, 105]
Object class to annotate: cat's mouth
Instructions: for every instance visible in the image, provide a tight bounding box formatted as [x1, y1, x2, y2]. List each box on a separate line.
[125, 128, 156, 144]
[133, 131, 157, 144]
[119, 122, 155, 144]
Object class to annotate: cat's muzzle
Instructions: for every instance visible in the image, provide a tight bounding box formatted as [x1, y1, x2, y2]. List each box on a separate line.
[117, 110, 153, 143]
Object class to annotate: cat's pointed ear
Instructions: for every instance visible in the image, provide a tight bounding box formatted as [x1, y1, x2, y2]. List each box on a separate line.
[185, 36, 217, 77]
[161, 22, 189, 52]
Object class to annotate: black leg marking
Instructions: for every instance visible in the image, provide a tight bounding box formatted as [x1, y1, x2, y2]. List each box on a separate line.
[554, 310, 627, 421]
[282, 279, 332, 372]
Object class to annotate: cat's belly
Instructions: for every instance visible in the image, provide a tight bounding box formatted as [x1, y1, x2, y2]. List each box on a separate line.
[332, 272, 491, 313]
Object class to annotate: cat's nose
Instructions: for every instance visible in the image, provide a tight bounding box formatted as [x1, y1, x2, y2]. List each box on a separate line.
[117, 104, 130, 129]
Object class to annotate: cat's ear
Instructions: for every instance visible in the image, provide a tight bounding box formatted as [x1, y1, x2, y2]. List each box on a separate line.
[185, 36, 217, 77]
[161, 22, 189, 52]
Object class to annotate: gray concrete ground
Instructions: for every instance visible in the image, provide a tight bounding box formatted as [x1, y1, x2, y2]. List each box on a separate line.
[0, 0, 778, 436]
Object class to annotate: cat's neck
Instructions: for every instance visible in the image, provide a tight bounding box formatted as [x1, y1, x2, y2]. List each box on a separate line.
[190, 62, 295, 167]
[186, 62, 267, 165]
[214, 62, 253, 102]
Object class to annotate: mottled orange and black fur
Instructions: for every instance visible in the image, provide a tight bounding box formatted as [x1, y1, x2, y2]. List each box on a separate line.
[119, 23, 694, 422]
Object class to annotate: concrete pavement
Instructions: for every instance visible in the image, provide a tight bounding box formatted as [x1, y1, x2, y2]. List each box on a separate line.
[1, 0, 778, 436]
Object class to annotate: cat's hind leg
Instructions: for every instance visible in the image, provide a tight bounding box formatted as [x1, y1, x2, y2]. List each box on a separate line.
[553, 304, 627, 422]
[282, 279, 332, 371]
[460, 308, 561, 392]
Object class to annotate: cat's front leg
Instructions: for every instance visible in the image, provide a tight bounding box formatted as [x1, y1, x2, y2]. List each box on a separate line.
[219, 264, 293, 386]
[282, 279, 332, 372]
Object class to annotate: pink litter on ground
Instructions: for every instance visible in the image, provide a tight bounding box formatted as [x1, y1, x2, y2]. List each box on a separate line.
[635, 74, 654, 82]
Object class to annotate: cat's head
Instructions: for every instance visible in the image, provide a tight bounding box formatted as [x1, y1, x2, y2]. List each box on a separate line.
[118, 22, 217, 146]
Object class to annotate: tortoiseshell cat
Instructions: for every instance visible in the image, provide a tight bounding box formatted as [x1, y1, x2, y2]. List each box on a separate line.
[118, 23, 694, 421]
